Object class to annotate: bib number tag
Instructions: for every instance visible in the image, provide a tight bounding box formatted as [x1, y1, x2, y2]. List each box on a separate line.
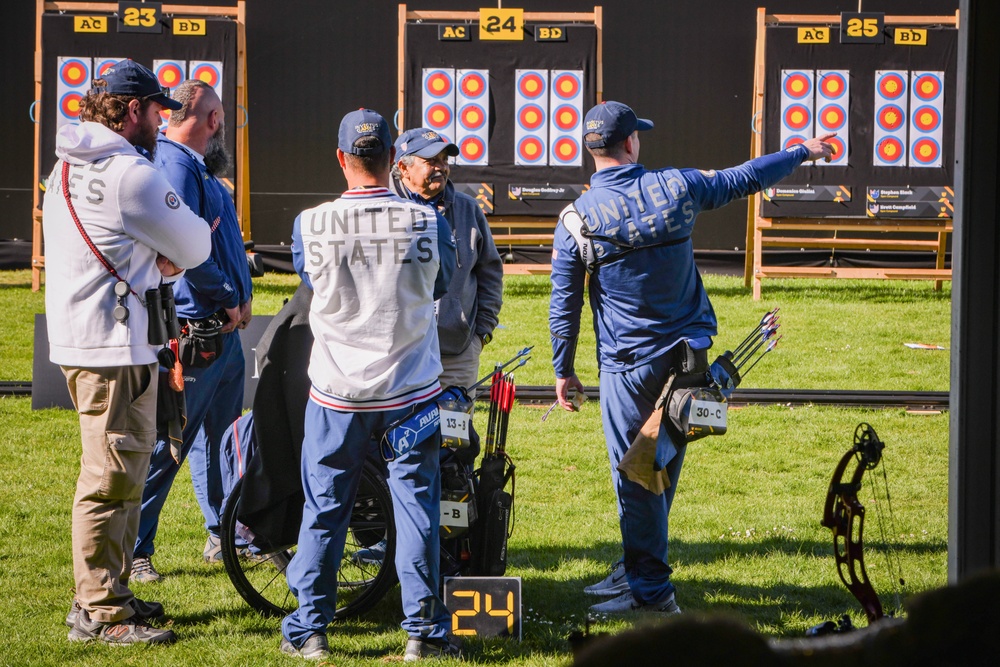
[441, 500, 470, 528]
[689, 397, 728, 432]
[439, 398, 473, 449]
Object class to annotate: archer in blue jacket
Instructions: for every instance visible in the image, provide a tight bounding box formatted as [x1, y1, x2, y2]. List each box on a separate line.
[550, 101, 833, 614]
[133, 79, 253, 582]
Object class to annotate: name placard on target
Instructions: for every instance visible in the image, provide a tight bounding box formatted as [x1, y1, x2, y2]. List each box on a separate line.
[422, 68, 457, 144]
[455, 69, 489, 166]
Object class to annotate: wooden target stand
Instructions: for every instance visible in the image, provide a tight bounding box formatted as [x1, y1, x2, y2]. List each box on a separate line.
[397, 5, 603, 275]
[31, 0, 249, 291]
[745, 9, 959, 300]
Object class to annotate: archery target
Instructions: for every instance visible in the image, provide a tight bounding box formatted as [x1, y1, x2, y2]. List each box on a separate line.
[154, 60, 187, 128]
[908, 71, 944, 168]
[189, 60, 224, 100]
[422, 68, 456, 142]
[547, 69, 583, 166]
[515, 69, 548, 166]
[455, 69, 489, 166]
[873, 70, 908, 167]
[815, 70, 849, 166]
[779, 70, 815, 159]
[56, 57, 92, 129]
[94, 58, 126, 78]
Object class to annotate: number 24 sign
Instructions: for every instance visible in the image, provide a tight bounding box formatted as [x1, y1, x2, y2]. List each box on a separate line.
[479, 8, 524, 41]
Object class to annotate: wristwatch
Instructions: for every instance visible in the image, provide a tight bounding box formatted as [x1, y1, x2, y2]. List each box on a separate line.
[480, 332, 492, 346]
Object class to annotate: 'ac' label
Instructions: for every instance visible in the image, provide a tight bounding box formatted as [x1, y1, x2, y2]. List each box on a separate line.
[173, 18, 206, 35]
[74, 16, 108, 33]
[798, 27, 830, 44]
[894, 28, 927, 46]
[439, 25, 470, 41]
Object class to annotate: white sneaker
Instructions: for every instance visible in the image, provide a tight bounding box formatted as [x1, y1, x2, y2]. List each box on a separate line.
[588, 590, 681, 615]
[583, 560, 629, 597]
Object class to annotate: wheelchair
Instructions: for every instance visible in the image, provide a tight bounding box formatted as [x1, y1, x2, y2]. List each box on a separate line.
[217, 283, 514, 619]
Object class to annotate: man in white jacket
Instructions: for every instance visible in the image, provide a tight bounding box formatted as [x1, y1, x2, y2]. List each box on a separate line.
[43, 59, 211, 645]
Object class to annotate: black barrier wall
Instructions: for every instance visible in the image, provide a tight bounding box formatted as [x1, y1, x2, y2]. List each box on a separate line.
[0, 0, 960, 250]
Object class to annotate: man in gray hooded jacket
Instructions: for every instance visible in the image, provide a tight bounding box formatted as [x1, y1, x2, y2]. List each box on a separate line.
[392, 128, 503, 393]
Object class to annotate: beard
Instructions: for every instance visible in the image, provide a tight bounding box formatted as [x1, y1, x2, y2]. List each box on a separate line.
[135, 112, 160, 158]
[204, 123, 232, 176]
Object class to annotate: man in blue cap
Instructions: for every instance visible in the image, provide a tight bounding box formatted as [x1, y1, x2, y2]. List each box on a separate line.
[392, 128, 503, 396]
[279, 108, 460, 661]
[549, 101, 834, 614]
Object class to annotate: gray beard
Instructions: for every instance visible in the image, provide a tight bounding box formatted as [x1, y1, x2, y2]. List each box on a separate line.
[204, 127, 231, 176]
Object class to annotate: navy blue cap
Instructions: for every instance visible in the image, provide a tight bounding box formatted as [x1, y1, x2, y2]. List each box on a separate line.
[583, 101, 654, 148]
[97, 59, 182, 111]
[338, 108, 392, 156]
[394, 128, 460, 161]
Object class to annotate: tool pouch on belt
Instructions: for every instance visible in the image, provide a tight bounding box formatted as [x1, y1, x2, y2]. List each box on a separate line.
[659, 343, 735, 444]
[177, 315, 225, 368]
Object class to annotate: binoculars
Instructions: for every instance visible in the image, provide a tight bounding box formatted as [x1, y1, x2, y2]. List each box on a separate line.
[145, 284, 181, 346]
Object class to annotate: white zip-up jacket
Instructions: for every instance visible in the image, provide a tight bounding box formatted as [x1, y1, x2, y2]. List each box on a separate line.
[298, 187, 452, 412]
[43, 121, 211, 367]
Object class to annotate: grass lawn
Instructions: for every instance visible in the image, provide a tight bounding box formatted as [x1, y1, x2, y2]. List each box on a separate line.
[0, 269, 951, 665]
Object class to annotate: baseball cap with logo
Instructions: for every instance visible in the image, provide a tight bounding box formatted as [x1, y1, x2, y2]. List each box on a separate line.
[394, 128, 460, 161]
[582, 101, 654, 149]
[96, 59, 182, 111]
[338, 108, 392, 156]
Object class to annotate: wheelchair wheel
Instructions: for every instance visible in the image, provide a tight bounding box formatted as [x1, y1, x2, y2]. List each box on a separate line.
[221, 458, 398, 619]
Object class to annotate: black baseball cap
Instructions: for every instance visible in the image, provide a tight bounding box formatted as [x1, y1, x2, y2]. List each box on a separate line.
[97, 59, 182, 111]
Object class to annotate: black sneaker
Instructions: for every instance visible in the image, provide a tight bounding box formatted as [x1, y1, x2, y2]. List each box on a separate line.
[279, 633, 331, 660]
[67, 609, 176, 644]
[65, 597, 165, 628]
[403, 635, 463, 662]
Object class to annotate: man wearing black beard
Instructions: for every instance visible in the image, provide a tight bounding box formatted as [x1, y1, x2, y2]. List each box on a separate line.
[132, 78, 254, 582]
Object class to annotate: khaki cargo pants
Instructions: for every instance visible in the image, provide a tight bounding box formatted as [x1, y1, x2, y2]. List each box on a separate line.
[62, 363, 157, 623]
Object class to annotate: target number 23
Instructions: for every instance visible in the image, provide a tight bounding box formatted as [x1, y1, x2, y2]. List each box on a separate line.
[118, 2, 163, 33]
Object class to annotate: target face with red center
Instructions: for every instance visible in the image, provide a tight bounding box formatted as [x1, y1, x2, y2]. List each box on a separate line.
[459, 136, 486, 162]
[459, 72, 487, 99]
[912, 105, 941, 133]
[156, 62, 184, 89]
[191, 63, 222, 88]
[517, 104, 546, 131]
[817, 104, 847, 131]
[95, 59, 121, 77]
[912, 73, 942, 101]
[425, 103, 453, 131]
[876, 105, 905, 132]
[517, 72, 546, 100]
[876, 137, 905, 164]
[517, 136, 545, 163]
[425, 70, 453, 98]
[877, 72, 906, 100]
[783, 104, 812, 131]
[458, 103, 487, 132]
[818, 72, 847, 99]
[60, 59, 89, 87]
[552, 104, 580, 132]
[827, 136, 847, 160]
[782, 72, 812, 100]
[552, 72, 581, 100]
[551, 137, 580, 164]
[59, 92, 84, 120]
[782, 135, 806, 150]
[911, 138, 940, 165]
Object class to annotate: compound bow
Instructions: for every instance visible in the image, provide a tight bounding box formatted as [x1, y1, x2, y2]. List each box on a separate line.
[820, 422, 903, 625]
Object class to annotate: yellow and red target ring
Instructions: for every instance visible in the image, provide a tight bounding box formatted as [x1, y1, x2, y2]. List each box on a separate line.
[425, 70, 453, 98]
[911, 137, 940, 164]
[517, 72, 546, 100]
[912, 74, 942, 101]
[553, 104, 580, 132]
[551, 137, 580, 164]
[459, 72, 486, 99]
[876, 136, 905, 163]
[517, 104, 545, 131]
[424, 103, 452, 130]
[517, 136, 545, 163]
[877, 73, 906, 100]
[459, 103, 487, 132]
[459, 136, 486, 162]
[783, 72, 812, 100]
